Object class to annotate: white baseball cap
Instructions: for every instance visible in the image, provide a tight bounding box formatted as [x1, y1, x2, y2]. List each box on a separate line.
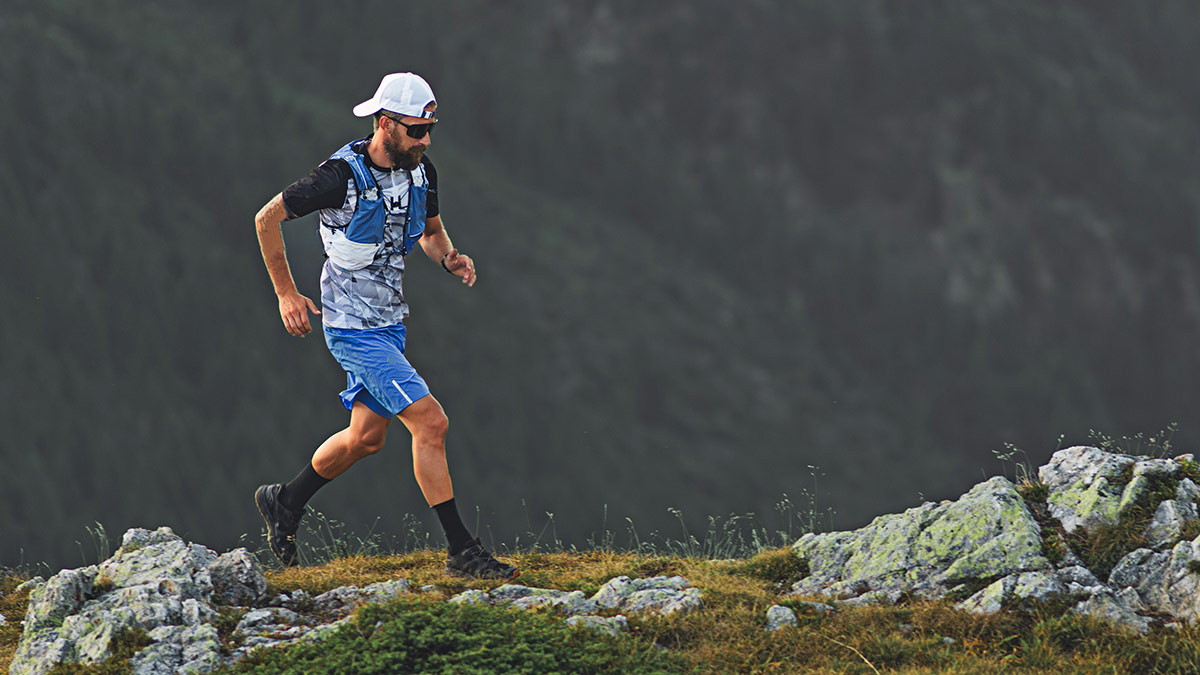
[352, 73, 437, 118]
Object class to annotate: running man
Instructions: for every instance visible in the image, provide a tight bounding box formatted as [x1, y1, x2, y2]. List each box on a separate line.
[252, 72, 517, 579]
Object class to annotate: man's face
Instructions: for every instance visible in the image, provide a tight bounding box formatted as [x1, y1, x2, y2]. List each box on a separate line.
[382, 106, 436, 171]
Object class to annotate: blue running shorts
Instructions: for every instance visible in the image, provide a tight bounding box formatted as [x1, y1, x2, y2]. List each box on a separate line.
[323, 324, 431, 418]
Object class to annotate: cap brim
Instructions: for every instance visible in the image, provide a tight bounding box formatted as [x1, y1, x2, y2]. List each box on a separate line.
[352, 99, 380, 117]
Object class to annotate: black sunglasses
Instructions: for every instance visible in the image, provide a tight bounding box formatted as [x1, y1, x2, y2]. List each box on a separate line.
[382, 113, 437, 139]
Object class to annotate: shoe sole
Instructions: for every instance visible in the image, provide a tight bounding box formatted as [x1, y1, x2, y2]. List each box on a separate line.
[254, 486, 298, 568]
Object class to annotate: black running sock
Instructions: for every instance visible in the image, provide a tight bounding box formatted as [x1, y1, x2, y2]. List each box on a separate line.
[433, 499, 473, 555]
[279, 464, 331, 513]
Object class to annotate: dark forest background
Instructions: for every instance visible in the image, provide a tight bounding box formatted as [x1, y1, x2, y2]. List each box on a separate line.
[4, 1, 1200, 570]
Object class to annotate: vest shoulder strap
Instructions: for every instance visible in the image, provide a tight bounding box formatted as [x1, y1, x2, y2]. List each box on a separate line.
[329, 138, 378, 193]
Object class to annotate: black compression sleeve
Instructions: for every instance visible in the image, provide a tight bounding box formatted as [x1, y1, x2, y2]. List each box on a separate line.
[422, 155, 440, 218]
[281, 159, 353, 219]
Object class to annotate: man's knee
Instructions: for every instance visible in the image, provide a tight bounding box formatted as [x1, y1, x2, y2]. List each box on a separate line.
[417, 408, 449, 440]
[350, 427, 387, 456]
[402, 396, 449, 440]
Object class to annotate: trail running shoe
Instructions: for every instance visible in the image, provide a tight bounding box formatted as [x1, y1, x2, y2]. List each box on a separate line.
[445, 538, 519, 580]
[254, 484, 302, 567]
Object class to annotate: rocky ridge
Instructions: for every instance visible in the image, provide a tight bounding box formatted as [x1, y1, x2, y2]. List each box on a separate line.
[9, 445, 1199, 672]
[787, 445, 1200, 633]
[8, 528, 703, 674]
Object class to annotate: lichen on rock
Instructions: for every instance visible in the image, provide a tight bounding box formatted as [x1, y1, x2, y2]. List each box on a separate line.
[791, 476, 1048, 602]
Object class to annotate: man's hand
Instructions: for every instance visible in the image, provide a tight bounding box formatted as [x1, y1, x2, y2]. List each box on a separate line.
[443, 249, 477, 287]
[279, 291, 321, 336]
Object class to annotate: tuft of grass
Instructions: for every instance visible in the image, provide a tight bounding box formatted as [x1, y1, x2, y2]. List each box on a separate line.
[0, 572, 35, 674]
[90, 574, 114, 598]
[74, 522, 115, 566]
[212, 608, 249, 655]
[735, 548, 810, 590]
[1089, 423, 1180, 459]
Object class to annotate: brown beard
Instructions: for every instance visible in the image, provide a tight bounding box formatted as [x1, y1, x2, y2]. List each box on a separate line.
[383, 130, 425, 171]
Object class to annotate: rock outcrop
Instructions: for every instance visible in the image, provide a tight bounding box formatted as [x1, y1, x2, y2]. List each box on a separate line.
[791, 476, 1050, 602]
[11, 527, 261, 675]
[788, 446, 1200, 634]
[448, 575, 702, 636]
[10, 527, 702, 673]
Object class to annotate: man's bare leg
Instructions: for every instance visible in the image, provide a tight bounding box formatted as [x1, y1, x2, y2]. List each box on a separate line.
[396, 394, 453, 505]
[311, 401, 392, 479]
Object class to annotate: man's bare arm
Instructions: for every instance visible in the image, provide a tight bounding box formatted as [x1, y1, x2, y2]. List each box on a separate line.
[255, 193, 321, 335]
[419, 214, 476, 287]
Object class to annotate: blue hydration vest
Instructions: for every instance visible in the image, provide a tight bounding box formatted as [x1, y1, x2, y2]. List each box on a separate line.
[328, 139, 428, 265]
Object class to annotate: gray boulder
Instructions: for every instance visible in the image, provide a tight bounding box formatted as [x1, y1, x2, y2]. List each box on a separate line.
[565, 614, 628, 636]
[765, 605, 798, 631]
[591, 576, 700, 615]
[1145, 479, 1200, 550]
[209, 549, 267, 606]
[128, 625, 223, 675]
[791, 476, 1049, 602]
[451, 577, 697, 618]
[448, 589, 489, 605]
[1039, 446, 1140, 534]
[1072, 589, 1151, 635]
[956, 571, 1066, 614]
[9, 527, 251, 675]
[1107, 541, 1200, 621]
[311, 579, 412, 618]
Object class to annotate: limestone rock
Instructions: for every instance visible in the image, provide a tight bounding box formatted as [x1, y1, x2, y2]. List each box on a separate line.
[99, 527, 216, 602]
[791, 476, 1048, 602]
[209, 549, 267, 606]
[1108, 541, 1200, 621]
[1039, 446, 1138, 533]
[565, 614, 627, 636]
[129, 624, 223, 675]
[791, 600, 835, 615]
[10, 528, 225, 675]
[956, 571, 1066, 614]
[1073, 590, 1151, 635]
[591, 576, 700, 615]
[1056, 565, 1103, 597]
[1144, 479, 1200, 550]
[449, 589, 489, 605]
[765, 605, 798, 631]
[311, 579, 411, 618]
[16, 577, 45, 594]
